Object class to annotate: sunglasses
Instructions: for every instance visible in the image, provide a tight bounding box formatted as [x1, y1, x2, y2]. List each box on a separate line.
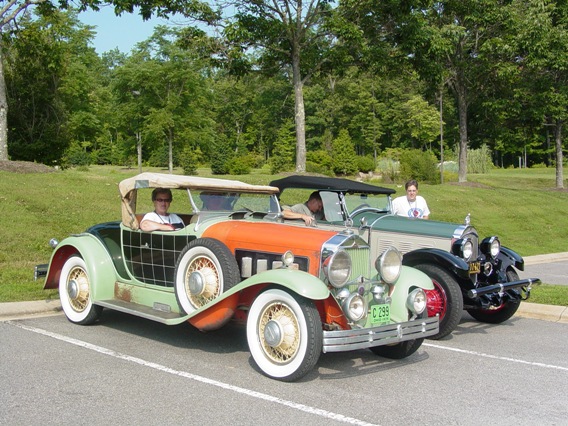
[155, 198, 172, 203]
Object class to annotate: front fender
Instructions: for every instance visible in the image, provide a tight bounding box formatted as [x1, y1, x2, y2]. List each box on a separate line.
[43, 234, 118, 301]
[186, 268, 330, 331]
[382, 266, 433, 323]
[236, 268, 330, 300]
[498, 246, 524, 271]
[403, 248, 471, 279]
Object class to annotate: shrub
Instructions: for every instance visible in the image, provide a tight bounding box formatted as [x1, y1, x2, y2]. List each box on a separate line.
[357, 155, 376, 173]
[399, 149, 439, 183]
[331, 129, 358, 175]
[306, 150, 334, 175]
[227, 157, 251, 175]
[61, 141, 91, 168]
[179, 146, 201, 175]
[468, 144, 493, 174]
[210, 136, 234, 175]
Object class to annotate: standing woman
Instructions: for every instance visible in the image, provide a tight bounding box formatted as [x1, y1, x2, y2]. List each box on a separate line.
[391, 179, 430, 219]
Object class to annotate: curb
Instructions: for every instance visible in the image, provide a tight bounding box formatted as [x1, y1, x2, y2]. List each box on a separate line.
[1, 299, 566, 324]
[515, 302, 568, 324]
[0, 299, 62, 320]
[523, 252, 568, 266]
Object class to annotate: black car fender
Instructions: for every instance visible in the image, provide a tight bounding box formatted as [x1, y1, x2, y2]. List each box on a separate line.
[497, 246, 525, 271]
[402, 248, 471, 280]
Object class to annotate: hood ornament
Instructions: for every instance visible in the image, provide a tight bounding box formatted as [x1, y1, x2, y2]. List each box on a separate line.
[464, 213, 471, 226]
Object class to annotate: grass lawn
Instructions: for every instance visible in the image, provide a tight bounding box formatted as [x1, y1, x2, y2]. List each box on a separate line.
[0, 164, 566, 305]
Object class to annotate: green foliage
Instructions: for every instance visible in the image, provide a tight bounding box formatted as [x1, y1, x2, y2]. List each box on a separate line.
[269, 122, 296, 174]
[356, 155, 376, 173]
[399, 149, 439, 184]
[61, 141, 91, 167]
[331, 129, 358, 175]
[210, 136, 234, 175]
[179, 145, 201, 175]
[467, 144, 493, 174]
[306, 150, 334, 175]
[226, 157, 252, 175]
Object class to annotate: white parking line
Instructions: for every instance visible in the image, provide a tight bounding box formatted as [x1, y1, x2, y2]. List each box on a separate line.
[424, 342, 568, 371]
[9, 321, 379, 426]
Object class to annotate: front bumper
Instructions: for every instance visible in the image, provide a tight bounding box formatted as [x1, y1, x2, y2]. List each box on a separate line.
[322, 316, 439, 353]
[467, 278, 540, 299]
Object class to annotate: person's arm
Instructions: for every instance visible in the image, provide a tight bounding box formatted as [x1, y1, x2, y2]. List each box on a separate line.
[281, 207, 315, 226]
[140, 212, 177, 231]
[140, 219, 176, 232]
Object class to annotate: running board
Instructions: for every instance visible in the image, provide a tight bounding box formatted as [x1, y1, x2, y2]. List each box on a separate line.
[95, 299, 189, 325]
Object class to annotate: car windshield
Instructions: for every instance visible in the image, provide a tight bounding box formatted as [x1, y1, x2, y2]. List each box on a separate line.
[136, 188, 278, 215]
[191, 190, 278, 214]
[343, 193, 391, 216]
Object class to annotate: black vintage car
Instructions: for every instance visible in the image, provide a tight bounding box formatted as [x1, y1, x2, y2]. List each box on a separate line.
[270, 175, 541, 339]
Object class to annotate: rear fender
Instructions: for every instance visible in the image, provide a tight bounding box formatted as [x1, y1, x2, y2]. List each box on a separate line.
[403, 248, 471, 280]
[43, 234, 118, 300]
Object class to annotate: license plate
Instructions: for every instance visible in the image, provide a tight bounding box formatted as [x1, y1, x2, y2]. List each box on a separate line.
[469, 262, 481, 274]
[371, 304, 391, 324]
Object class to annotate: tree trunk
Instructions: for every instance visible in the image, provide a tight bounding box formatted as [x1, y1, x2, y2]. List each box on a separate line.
[291, 47, 306, 173]
[168, 127, 174, 174]
[455, 78, 468, 183]
[0, 44, 9, 161]
[554, 119, 564, 189]
[137, 130, 142, 173]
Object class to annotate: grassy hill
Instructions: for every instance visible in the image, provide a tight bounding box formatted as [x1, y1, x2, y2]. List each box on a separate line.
[0, 164, 566, 303]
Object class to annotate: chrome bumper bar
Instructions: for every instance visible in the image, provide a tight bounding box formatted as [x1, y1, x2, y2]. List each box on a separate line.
[322, 316, 439, 353]
[467, 278, 541, 299]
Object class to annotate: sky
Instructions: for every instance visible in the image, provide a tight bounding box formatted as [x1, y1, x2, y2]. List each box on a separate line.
[78, 7, 170, 54]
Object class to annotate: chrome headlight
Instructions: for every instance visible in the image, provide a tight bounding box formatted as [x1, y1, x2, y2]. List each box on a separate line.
[406, 288, 427, 315]
[325, 249, 352, 288]
[375, 247, 402, 284]
[480, 236, 500, 258]
[452, 238, 474, 261]
[342, 293, 366, 322]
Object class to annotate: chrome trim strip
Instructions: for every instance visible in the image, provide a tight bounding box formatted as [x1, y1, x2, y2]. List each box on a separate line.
[322, 316, 439, 353]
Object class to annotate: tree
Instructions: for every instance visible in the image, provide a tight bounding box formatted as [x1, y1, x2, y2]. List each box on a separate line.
[342, 0, 509, 182]
[222, 0, 340, 172]
[505, 0, 567, 188]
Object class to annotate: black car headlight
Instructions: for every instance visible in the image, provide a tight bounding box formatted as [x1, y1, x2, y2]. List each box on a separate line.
[375, 247, 402, 284]
[452, 238, 474, 261]
[324, 249, 352, 288]
[480, 236, 500, 258]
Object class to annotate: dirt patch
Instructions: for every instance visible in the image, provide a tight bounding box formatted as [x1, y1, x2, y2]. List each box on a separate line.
[0, 160, 56, 174]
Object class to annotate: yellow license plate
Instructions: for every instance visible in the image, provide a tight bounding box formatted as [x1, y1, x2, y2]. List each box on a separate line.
[469, 262, 481, 274]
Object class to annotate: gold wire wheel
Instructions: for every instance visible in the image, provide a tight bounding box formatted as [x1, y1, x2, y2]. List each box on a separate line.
[258, 302, 301, 364]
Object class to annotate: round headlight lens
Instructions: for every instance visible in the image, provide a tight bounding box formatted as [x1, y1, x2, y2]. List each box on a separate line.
[490, 238, 500, 257]
[342, 293, 366, 322]
[461, 239, 474, 261]
[406, 288, 427, 315]
[326, 250, 352, 288]
[375, 247, 402, 284]
[282, 250, 295, 267]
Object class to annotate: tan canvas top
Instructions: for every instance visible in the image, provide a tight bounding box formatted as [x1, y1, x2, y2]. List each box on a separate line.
[119, 172, 279, 229]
